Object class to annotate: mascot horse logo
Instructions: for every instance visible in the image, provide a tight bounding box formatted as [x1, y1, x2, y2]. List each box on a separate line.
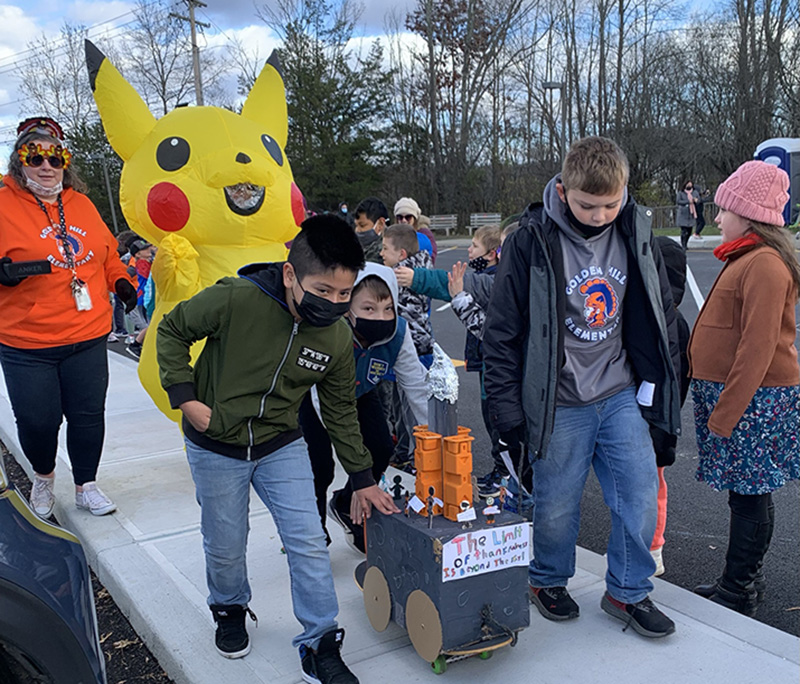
[579, 278, 618, 328]
[85, 40, 304, 421]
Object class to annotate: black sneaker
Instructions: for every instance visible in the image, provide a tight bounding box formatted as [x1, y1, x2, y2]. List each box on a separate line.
[126, 341, 142, 360]
[327, 491, 365, 554]
[530, 586, 580, 621]
[601, 591, 675, 638]
[478, 478, 501, 498]
[300, 628, 358, 683]
[477, 466, 510, 498]
[210, 604, 256, 658]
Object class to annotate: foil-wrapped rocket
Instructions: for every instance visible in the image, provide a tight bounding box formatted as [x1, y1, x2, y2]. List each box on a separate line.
[427, 343, 459, 436]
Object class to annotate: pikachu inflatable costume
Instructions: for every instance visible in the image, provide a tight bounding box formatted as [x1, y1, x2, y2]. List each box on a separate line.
[85, 40, 304, 421]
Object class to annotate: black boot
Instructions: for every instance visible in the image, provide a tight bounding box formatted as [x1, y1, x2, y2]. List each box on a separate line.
[696, 496, 774, 605]
[709, 584, 758, 617]
[699, 493, 772, 616]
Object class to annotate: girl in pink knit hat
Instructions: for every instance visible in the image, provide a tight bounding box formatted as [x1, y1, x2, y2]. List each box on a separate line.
[687, 160, 800, 616]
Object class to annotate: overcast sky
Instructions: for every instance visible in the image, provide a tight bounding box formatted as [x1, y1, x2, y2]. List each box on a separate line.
[0, 0, 416, 144]
[0, 0, 713, 157]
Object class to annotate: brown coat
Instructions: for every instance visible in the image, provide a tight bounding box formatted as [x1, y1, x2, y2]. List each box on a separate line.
[688, 244, 799, 437]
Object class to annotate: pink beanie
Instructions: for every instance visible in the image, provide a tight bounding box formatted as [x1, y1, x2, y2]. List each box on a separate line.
[714, 160, 790, 226]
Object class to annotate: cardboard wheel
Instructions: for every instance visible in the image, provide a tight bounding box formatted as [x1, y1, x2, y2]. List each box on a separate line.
[362, 566, 391, 632]
[406, 589, 443, 663]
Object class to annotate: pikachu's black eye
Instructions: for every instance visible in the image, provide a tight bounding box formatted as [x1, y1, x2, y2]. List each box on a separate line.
[156, 137, 190, 171]
[261, 134, 283, 167]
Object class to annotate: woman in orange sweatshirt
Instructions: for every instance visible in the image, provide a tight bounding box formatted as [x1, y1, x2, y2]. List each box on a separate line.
[0, 117, 137, 519]
[688, 160, 800, 616]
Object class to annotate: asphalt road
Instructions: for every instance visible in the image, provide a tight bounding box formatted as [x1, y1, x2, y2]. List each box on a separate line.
[428, 242, 799, 637]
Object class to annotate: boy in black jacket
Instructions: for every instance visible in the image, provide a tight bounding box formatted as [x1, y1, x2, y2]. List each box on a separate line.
[483, 137, 681, 638]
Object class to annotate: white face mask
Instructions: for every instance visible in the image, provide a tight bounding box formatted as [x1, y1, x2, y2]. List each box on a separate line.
[23, 171, 62, 198]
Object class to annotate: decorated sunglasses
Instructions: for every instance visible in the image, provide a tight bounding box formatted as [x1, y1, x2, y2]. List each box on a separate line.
[17, 142, 72, 170]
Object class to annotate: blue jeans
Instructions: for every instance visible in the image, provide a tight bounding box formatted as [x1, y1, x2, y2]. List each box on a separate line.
[185, 437, 338, 648]
[529, 386, 658, 603]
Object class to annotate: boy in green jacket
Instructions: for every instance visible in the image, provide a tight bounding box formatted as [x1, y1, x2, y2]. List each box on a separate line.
[157, 215, 398, 683]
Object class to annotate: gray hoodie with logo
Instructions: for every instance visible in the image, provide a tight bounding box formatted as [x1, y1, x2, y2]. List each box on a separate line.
[542, 178, 635, 405]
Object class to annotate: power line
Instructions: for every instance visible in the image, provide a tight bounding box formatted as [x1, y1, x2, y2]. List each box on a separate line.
[0, 2, 156, 70]
[0, 22, 141, 84]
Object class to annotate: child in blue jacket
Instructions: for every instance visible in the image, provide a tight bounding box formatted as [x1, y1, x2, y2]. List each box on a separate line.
[299, 263, 428, 552]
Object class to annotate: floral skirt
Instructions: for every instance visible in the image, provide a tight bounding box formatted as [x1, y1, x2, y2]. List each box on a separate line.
[692, 379, 800, 495]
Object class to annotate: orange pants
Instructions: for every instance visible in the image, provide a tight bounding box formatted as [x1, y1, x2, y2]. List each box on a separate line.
[650, 466, 668, 550]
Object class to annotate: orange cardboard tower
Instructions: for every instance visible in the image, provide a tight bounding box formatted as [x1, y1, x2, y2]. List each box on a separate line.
[413, 346, 475, 521]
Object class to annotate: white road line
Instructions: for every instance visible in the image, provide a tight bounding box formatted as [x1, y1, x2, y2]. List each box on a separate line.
[436, 302, 452, 312]
[686, 265, 705, 310]
[437, 246, 460, 254]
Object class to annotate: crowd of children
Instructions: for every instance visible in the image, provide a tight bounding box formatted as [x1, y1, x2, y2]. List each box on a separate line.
[108, 230, 156, 359]
[88, 137, 799, 683]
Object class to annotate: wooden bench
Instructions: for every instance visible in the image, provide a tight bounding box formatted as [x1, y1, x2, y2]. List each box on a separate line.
[468, 212, 502, 235]
[429, 214, 458, 236]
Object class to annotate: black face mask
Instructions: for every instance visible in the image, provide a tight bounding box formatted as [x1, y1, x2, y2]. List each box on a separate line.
[294, 283, 350, 327]
[468, 252, 493, 272]
[353, 317, 395, 346]
[357, 230, 379, 246]
[565, 201, 615, 239]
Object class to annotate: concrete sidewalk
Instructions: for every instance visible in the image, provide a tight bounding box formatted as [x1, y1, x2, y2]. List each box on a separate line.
[0, 354, 797, 684]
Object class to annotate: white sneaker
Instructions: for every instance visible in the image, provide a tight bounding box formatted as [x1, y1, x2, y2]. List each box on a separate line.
[30, 474, 55, 518]
[76, 482, 117, 516]
[651, 547, 665, 577]
[107, 332, 119, 342]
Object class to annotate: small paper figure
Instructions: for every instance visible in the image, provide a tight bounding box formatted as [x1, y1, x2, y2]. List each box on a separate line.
[425, 486, 444, 527]
[457, 500, 476, 529]
[390, 474, 405, 499]
[483, 496, 500, 524]
[404, 492, 410, 517]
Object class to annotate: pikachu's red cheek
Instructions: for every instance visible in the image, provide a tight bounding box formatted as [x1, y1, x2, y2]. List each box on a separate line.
[147, 182, 190, 232]
[291, 182, 305, 227]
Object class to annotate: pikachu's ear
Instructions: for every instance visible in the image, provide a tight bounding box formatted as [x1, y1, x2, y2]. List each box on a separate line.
[240, 51, 288, 149]
[85, 40, 156, 161]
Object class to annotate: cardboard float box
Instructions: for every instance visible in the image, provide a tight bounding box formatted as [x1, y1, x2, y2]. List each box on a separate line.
[362, 506, 531, 665]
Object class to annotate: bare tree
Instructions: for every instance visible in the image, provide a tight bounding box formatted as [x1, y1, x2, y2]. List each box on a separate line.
[17, 23, 96, 131]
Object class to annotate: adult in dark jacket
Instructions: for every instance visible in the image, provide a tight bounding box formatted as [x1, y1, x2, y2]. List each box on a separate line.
[483, 137, 680, 639]
[336, 201, 354, 228]
[676, 181, 700, 249]
[694, 188, 711, 238]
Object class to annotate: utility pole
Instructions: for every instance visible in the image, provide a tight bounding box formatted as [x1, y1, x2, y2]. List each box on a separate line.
[171, 0, 209, 106]
[543, 81, 567, 163]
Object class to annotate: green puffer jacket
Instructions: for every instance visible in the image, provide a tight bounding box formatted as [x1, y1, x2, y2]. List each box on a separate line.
[157, 262, 374, 488]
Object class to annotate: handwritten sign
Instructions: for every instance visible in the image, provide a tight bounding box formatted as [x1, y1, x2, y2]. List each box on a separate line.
[441, 522, 531, 582]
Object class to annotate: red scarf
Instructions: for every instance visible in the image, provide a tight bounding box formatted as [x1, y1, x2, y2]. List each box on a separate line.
[713, 233, 763, 262]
